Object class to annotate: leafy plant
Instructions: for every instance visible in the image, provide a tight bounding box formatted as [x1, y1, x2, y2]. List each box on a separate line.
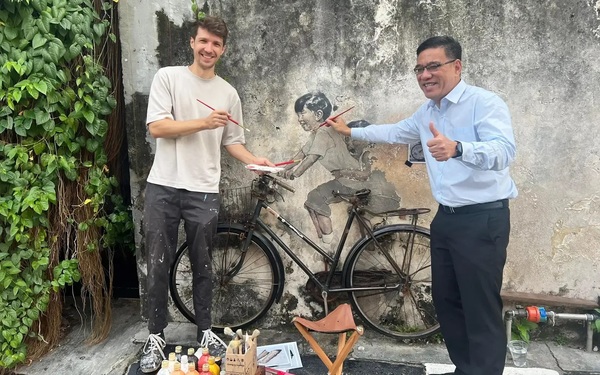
[511, 318, 538, 343]
[593, 308, 600, 333]
[190, 0, 206, 20]
[553, 332, 569, 346]
[0, 0, 132, 369]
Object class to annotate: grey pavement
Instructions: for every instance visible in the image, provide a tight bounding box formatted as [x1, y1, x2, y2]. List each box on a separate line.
[14, 298, 600, 375]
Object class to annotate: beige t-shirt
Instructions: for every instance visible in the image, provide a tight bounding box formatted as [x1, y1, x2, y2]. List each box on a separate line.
[145, 66, 245, 193]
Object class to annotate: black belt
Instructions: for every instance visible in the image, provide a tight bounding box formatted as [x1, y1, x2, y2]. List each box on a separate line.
[439, 199, 508, 214]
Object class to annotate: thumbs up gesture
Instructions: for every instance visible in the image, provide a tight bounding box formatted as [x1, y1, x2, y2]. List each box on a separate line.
[426, 122, 459, 161]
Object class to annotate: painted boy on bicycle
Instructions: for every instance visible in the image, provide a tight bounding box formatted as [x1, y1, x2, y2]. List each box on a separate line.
[281, 91, 400, 248]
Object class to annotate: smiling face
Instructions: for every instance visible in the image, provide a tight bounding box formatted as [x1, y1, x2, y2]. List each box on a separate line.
[416, 47, 462, 106]
[297, 106, 323, 131]
[189, 27, 225, 78]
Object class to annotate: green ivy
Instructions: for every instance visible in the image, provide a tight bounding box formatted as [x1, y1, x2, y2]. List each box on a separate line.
[0, 0, 131, 368]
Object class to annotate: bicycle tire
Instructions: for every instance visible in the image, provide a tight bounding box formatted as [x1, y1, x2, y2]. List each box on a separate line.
[170, 225, 282, 331]
[343, 224, 440, 340]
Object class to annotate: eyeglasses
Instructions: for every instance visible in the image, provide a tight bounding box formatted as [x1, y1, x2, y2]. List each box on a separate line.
[413, 59, 457, 75]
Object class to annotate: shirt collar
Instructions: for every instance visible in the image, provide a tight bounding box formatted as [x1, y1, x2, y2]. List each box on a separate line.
[427, 79, 467, 109]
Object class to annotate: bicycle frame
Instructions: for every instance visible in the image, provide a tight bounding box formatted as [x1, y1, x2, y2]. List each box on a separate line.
[234, 177, 416, 312]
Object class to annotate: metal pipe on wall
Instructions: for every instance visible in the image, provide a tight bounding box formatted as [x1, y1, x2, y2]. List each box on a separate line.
[504, 306, 598, 352]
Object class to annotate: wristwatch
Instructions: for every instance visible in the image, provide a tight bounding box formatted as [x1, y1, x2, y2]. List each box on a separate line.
[452, 141, 463, 158]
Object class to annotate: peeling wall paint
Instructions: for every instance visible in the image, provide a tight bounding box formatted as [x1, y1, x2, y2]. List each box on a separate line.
[119, 0, 600, 323]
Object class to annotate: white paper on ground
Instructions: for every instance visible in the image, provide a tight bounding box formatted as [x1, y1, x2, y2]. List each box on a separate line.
[256, 342, 303, 370]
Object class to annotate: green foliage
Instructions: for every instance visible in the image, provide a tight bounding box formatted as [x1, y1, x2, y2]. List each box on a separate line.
[0, 0, 132, 368]
[190, 0, 206, 20]
[593, 308, 600, 333]
[511, 318, 538, 343]
[50, 259, 80, 292]
[553, 332, 568, 346]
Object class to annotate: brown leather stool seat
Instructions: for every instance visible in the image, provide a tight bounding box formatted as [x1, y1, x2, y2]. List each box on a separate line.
[292, 303, 364, 375]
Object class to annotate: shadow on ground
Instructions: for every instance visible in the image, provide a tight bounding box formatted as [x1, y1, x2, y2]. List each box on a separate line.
[289, 355, 425, 374]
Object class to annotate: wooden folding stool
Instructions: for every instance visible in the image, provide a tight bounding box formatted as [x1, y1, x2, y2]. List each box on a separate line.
[292, 303, 364, 375]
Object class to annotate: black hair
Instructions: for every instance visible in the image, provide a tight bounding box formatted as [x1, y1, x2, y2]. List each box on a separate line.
[294, 92, 334, 121]
[416, 36, 462, 60]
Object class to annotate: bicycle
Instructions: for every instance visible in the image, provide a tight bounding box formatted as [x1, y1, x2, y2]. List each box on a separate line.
[169, 173, 439, 340]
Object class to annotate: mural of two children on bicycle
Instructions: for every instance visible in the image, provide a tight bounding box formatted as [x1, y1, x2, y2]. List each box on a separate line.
[280, 91, 401, 246]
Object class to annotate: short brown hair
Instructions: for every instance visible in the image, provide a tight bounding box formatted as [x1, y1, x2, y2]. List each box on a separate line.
[190, 16, 229, 45]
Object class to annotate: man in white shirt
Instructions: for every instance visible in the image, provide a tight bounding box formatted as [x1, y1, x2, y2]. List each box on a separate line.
[139, 15, 272, 373]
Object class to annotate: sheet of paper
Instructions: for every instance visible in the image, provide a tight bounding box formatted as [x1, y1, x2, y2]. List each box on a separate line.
[245, 164, 285, 173]
[256, 341, 303, 370]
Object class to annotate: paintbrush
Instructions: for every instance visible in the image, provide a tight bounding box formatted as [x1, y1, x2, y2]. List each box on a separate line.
[196, 98, 250, 132]
[274, 159, 301, 167]
[318, 106, 355, 127]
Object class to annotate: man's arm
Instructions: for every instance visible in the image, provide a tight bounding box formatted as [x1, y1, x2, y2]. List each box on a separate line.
[329, 115, 421, 144]
[148, 110, 231, 139]
[224, 143, 273, 166]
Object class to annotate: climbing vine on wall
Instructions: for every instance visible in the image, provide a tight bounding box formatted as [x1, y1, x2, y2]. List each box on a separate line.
[0, 0, 132, 370]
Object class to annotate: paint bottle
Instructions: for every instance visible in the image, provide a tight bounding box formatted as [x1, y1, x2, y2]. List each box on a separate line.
[207, 356, 220, 375]
[156, 360, 170, 375]
[187, 362, 201, 375]
[199, 363, 211, 375]
[198, 347, 210, 369]
[180, 355, 189, 374]
[187, 347, 199, 370]
[168, 352, 177, 372]
[172, 361, 186, 375]
[175, 345, 183, 362]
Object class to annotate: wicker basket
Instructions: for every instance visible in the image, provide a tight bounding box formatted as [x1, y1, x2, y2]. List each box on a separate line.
[219, 185, 255, 223]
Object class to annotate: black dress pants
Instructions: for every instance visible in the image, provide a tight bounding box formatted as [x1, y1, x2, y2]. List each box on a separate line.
[430, 203, 510, 375]
[143, 183, 219, 341]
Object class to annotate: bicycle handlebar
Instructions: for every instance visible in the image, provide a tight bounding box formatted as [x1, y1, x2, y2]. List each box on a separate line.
[260, 174, 295, 193]
[272, 176, 295, 193]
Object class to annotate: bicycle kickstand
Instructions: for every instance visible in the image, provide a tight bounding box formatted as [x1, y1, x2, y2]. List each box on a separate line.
[321, 291, 330, 315]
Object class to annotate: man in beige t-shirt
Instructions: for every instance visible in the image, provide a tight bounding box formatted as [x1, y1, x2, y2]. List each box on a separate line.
[139, 16, 272, 373]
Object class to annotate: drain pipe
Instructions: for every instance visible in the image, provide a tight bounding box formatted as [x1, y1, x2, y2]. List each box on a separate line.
[504, 306, 598, 352]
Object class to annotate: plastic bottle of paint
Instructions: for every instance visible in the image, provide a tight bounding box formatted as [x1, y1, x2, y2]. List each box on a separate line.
[207, 356, 220, 375]
[187, 347, 199, 370]
[156, 360, 170, 375]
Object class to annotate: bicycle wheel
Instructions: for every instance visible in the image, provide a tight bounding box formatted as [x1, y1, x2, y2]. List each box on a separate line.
[170, 225, 281, 331]
[344, 224, 439, 340]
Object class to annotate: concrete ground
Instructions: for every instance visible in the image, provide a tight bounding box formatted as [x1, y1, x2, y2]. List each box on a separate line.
[13, 298, 600, 375]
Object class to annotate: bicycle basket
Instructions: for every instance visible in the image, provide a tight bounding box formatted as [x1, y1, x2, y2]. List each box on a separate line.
[218, 185, 255, 223]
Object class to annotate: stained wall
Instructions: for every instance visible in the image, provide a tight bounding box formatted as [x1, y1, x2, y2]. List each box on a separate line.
[118, 0, 600, 321]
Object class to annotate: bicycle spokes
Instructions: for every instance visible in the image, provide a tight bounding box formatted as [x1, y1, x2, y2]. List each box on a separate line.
[347, 227, 439, 339]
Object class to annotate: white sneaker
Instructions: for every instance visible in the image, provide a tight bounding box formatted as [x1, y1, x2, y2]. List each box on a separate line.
[139, 333, 166, 373]
[199, 328, 227, 357]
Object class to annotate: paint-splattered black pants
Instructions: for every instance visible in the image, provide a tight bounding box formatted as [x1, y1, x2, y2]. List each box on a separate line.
[143, 183, 219, 342]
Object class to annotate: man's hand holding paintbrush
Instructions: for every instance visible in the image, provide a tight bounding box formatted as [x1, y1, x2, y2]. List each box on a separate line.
[326, 115, 352, 136]
[322, 106, 354, 135]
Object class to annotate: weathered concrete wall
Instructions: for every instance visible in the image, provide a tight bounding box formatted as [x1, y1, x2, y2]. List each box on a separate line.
[118, 0, 600, 323]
